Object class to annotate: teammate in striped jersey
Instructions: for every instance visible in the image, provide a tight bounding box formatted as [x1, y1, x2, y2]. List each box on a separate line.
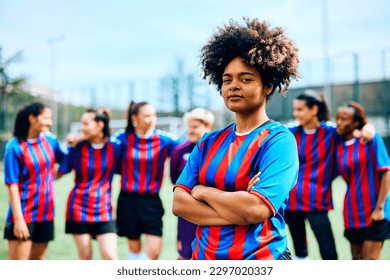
[3, 102, 64, 259]
[115, 101, 180, 260]
[285, 91, 339, 260]
[169, 108, 215, 260]
[173, 18, 300, 260]
[58, 108, 121, 259]
[285, 91, 375, 260]
[335, 102, 390, 260]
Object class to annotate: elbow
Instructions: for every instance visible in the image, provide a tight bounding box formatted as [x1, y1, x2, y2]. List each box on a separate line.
[243, 205, 272, 224]
[172, 200, 181, 217]
[172, 189, 187, 217]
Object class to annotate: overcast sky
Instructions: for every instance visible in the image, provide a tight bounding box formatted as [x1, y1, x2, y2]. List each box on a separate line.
[1, 0, 390, 95]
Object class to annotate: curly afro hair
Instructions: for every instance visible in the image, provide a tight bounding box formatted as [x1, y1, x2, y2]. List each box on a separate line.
[200, 17, 300, 98]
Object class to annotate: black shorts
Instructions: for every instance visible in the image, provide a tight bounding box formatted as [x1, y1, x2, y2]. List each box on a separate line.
[344, 220, 390, 244]
[116, 191, 164, 239]
[4, 221, 54, 243]
[65, 221, 116, 239]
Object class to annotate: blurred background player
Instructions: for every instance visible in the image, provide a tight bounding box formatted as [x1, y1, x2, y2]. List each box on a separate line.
[173, 18, 300, 260]
[169, 108, 215, 259]
[115, 101, 180, 260]
[285, 90, 338, 260]
[285, 90, 375, 260]
[335, 102, 390, 260]
[57, 108, 121, 260]
[3, 102, 64, 259]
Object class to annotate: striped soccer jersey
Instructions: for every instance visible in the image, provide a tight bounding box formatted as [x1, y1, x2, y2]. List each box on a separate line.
[335, 133, 390, 228]
[287, 122, 339, 211]
[58, 139, 122, 222]
[4, 133, 64, 223]
[116, 129, 180, 194]
[175, 121, 299, 260]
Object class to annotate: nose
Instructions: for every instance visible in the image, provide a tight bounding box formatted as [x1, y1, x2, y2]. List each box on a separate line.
[228, 79, 240, 91]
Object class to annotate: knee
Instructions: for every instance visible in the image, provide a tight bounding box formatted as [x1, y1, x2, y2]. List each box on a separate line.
[101, 251, 118, 260]
[78, 249, 93, 260]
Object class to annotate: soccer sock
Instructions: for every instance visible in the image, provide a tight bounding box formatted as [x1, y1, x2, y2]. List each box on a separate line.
[127, 251, 142, 260]
[137, 252, 150, 260]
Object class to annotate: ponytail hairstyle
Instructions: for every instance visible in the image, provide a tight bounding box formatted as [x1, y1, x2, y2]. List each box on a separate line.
[14, 102, 49, 140]
[125, 101, 150, 133]
[85, 108, 111, 138]
[346, 102, 367, 130]
[295, 90, 330, 122]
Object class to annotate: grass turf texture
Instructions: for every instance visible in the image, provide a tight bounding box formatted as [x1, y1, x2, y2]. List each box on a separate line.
[0, 166, 388, 260]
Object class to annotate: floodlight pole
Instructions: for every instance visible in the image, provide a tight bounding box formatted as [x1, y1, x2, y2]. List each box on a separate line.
[48, 36, 64, 135]
[322, 0, 332, 112]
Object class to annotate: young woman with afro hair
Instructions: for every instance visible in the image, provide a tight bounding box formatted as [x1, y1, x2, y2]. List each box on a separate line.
[172, 17, 300, 260]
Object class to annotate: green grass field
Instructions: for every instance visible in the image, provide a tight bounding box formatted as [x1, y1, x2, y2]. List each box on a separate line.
[0, 166, 389, 260]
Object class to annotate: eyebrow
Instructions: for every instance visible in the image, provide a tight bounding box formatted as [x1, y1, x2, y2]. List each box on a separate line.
[223, 72, 256, 77]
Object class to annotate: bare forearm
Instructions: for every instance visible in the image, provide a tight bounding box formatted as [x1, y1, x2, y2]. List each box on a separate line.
[8, 184, 24, 221]
[193, 186, 272, 225]
[376, 171, 390, 210]
[172, 188, 232, 226]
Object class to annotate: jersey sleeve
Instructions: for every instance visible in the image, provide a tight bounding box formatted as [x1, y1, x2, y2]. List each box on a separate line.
[58, 146, 75, 175]
[44, 132, 65, 163]
[168, 137, 181, 156]
[249, 129, 299, 215]
[4, 139, 22, 186]
[372, 132, 390, 171]
[174, 141, 201, 193]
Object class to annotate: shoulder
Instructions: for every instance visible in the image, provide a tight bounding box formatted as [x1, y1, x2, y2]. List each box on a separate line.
[201, 123, 234, 143]
[40, 131, 59, 141]
[173, 140, 193, 153]
[154, 129, 178, 141]
[5, 137, 22, 152]
[262, 121, 297, 145]
[266, 121, 293, 135]
[40, 132, 61, 148]
[108, 135, 122, 146]
[320, 121, 337, 132]
[112, 129, 126, 139]
[74, 140, 89, 149]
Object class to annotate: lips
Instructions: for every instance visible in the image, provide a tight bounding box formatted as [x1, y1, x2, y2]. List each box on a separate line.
[227, 95, 243, 100]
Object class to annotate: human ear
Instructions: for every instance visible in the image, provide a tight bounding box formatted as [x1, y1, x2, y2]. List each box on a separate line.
[97, 121, 104, 131]
[28, 114, 36, 124]
[265, 84, 273, 96]
[312, 105, 319, 116]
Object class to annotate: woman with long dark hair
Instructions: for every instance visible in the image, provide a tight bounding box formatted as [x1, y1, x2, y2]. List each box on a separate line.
[58, 108, 121, 259]
[3, 102, 64, 259]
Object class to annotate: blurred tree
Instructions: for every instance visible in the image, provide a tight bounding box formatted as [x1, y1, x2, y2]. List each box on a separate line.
[0, 47, 29, 141]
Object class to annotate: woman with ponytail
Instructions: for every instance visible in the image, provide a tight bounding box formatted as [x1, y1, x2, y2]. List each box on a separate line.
[58, 108, 122, 260]
[285, 90, 375, 260]
[115, 101, 180, 260]
[335, 102, 390, 259]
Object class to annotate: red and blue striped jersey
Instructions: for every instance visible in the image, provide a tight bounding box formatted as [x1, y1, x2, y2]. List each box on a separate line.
[116, 129, 180, 194]
[58, 139, 122, 222]
[4, 133, 65, 223]
[175, 121, 299, 260]
[336, 133, 390, 228]
[287, 122, 339, 211]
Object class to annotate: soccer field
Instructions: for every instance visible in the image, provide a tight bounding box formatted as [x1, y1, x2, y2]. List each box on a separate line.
[0, 167, 389, 260]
